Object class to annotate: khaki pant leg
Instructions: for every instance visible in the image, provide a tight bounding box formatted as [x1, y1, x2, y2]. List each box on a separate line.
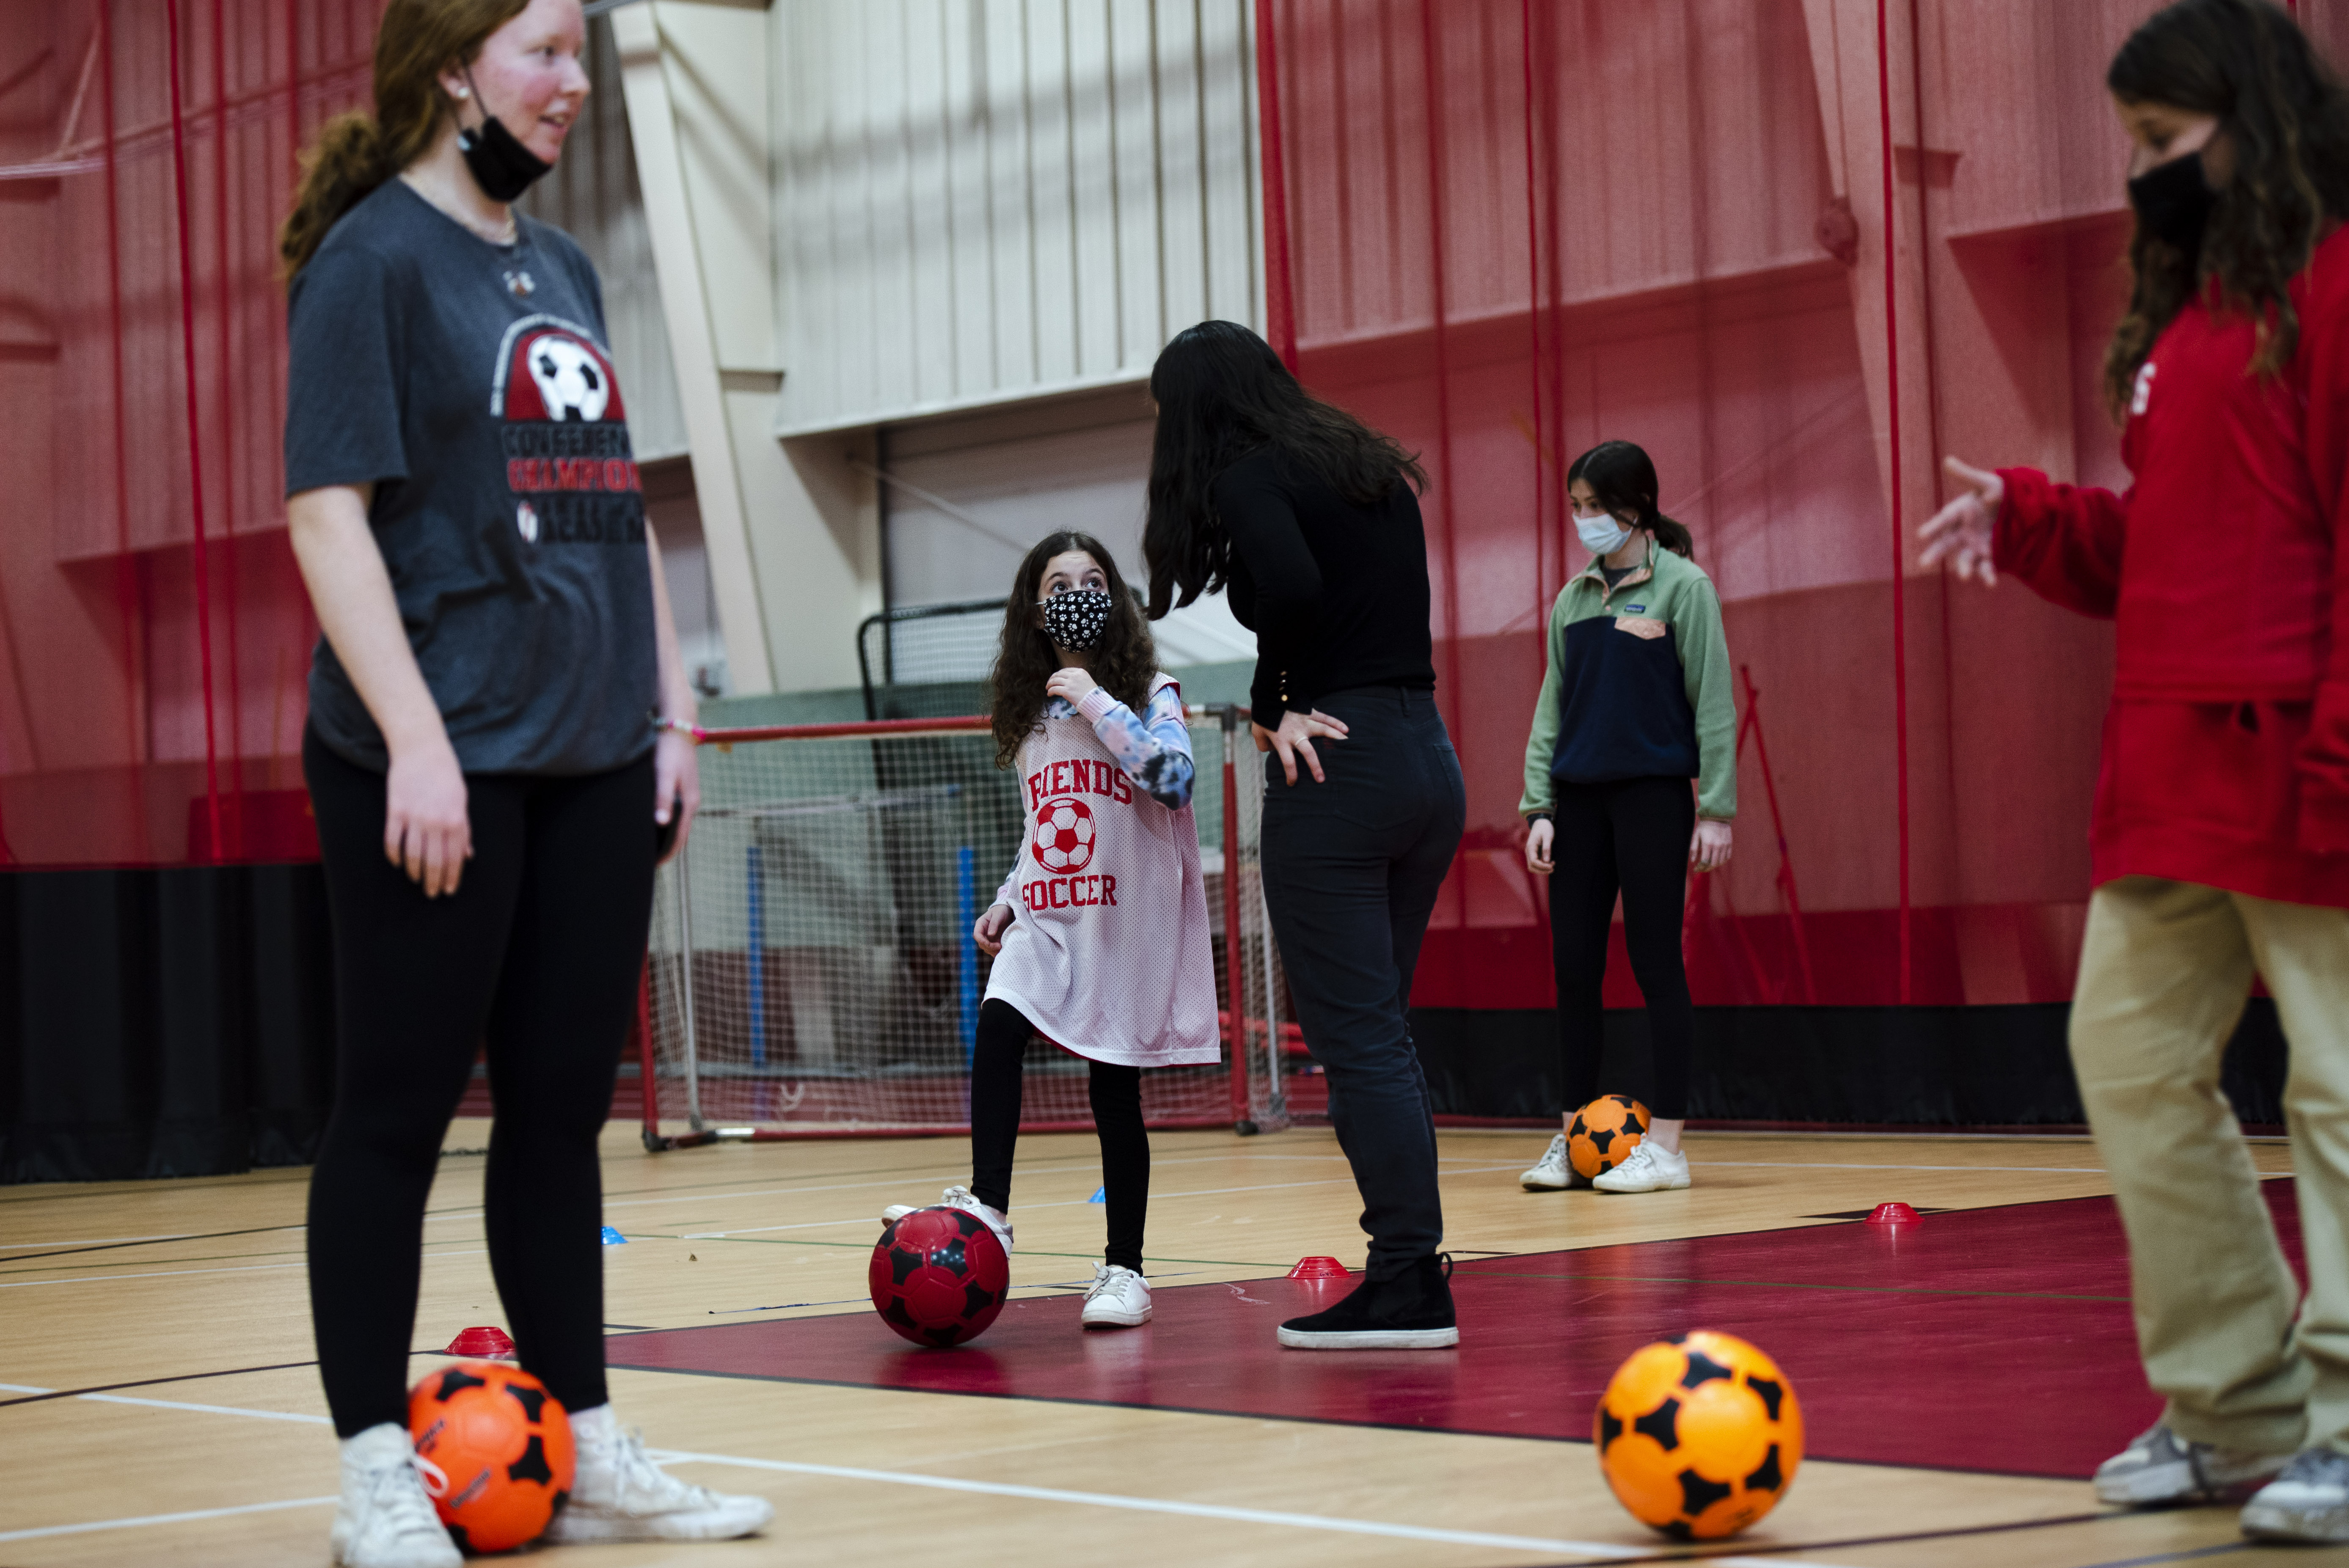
[2071, 878, 2308, 1453]
[2240, 892, 2349, 1455]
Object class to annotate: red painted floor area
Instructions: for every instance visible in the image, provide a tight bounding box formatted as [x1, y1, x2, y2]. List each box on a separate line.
[609, 1181, 2303, 1479]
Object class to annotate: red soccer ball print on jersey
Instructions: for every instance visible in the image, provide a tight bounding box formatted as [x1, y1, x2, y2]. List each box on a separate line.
[869, 1205, 1011, 1347]
[1033, 796, 1096, 874]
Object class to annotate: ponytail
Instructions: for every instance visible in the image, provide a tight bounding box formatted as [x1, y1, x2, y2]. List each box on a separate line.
[279, 114, 394, 279]
[1565, 439, 1695, 560]
[277, 0, 528, 280]
[1648, 512, 1694, 559]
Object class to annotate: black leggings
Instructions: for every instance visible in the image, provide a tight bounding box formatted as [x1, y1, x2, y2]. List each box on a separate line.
[1550, 776, 1696, 1121]
[968, 999, 1147, 1272]
[303, 728, 655, 1437]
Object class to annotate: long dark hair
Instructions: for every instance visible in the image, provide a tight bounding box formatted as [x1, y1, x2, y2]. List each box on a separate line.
[988, 531, 1159, 768]
[2104, 0, 2349, 415]
[279, 0, 528, 279]
[1142, 320, 1426, 618]
[1567, 440, 1693, 559]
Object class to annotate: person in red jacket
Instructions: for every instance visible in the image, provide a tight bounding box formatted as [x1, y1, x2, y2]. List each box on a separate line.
[1922, 0, 2349, 1542]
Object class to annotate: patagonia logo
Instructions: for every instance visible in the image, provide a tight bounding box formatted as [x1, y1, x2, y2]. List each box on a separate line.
[1615, 616, 1668, 641]
[1625, 604, 1646, 613]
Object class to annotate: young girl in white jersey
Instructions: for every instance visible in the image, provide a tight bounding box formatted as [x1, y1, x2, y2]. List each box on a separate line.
[884, 531, 1221, 1328]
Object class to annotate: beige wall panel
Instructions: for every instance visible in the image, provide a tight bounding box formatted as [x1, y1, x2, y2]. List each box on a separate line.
[770, 0, 1263, 435]
[657, 2, 778, 374]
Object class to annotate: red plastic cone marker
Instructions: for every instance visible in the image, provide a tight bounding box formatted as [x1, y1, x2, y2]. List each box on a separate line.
[1864, 1202, 1921, 1226]
[444, 1325, 516, 1358]
[1288, 1256, 1350, 1279]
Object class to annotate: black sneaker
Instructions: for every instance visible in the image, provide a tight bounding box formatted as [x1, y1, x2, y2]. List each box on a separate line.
[1276, 1253, 1459, 1349]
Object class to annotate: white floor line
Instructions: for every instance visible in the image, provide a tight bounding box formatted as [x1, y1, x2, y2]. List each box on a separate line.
[0, 1381, 330, 1425]
[678, 1168, 1525, 1240]
[1701, 1161, 2109, 1175]
[0, 1378, 1875, 1565]
[642, 1447, 1857, 1568]
[0, 1494, 341, 1543]
[0, 1248, 487, 1290]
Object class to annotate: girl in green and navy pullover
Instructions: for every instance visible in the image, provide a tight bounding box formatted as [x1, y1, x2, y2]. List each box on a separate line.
[1515, 440, 1735, 1197]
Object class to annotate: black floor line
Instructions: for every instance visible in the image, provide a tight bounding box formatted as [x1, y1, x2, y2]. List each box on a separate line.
[594, 1359, 2109, 1483]
[1522, 1508, 2151, 1565]
[2070, 1546, 2258, 1568]
[0, 1360, 319, 1409]
[0, 1223, 308, 1266]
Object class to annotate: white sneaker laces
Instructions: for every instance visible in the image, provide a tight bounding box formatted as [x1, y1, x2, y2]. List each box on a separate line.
[605, 1425, 715, 1513]
[367, 1451, 449, 1534]
[1086, 1265, 1134, 1301]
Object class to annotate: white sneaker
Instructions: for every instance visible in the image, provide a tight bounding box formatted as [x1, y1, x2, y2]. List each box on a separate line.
[2094, 1421, 2291, 1507]
[1592, 1140, 1690, 1193]
[330, 1424, 460, 1568]
[543, 1406, 774, 1543]
[1079, 1263, 1152, 1328]
[2242, 1448, 2349, 1541]
[1520, 1133, 1578, 1190]
[881, 1186, 1013, 1253]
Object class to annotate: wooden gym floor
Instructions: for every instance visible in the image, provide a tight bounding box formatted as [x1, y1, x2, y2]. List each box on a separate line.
[0, 1124, 2322, 1567]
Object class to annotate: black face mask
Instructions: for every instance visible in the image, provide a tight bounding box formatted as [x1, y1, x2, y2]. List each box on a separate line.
[456, 74, 551, 204]
[2127, 149, 2217, 266]
[1039, 588, 1115, 652]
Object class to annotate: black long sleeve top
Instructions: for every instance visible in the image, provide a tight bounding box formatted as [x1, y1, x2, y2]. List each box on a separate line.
[1211, 445, 1438, 726]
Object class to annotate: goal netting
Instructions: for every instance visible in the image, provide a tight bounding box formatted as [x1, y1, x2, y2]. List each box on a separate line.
[638, 710, 1311, 1145]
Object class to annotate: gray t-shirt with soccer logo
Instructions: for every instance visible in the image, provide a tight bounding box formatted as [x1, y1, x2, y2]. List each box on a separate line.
[285, 177, 658, 776]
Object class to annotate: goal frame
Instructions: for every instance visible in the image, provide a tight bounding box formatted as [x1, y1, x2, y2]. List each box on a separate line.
[633, 707, 1294, 1150]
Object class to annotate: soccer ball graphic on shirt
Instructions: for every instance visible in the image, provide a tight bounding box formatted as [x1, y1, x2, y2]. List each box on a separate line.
[527, 334, 609, 422]
[1033, 797, 1096, 873]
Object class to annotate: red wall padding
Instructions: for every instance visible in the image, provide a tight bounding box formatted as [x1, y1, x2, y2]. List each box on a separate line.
[0, 0, 379, 869]
[1256, 0, 2349, 1007]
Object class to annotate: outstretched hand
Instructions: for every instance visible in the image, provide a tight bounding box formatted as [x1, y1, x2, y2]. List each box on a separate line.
[1919, 456, 2005, 586]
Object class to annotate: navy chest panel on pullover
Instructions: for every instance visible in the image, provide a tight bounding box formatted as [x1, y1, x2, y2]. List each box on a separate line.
[1550, 618, 1700, 785]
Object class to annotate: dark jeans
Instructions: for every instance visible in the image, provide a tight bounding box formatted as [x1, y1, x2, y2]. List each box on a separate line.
[303, 728, 655, 1436]
[968, 998, 1148, 1271]
[1549, 775, 1696, 1120]
[1260, 685, 1465, 1274]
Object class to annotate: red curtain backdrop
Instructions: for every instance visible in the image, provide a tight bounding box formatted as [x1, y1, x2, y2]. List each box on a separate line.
[1259, 0, 2349, 1010]
[0, 0, 378, 868]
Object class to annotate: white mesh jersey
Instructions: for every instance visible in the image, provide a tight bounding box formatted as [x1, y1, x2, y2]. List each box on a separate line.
[984, 674, 1222, 1067]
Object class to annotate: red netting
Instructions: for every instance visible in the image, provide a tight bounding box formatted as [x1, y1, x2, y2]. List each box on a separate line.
[1, 0, 378, 868]
[1259, 0, 2349, 1009]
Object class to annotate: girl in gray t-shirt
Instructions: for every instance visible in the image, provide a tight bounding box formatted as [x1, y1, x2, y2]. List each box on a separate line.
[279, 3, 769, 1561]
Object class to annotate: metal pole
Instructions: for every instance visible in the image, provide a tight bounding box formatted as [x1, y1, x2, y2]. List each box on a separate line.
[676, 836, 705, 1131]
[1220, 708, 1252, 1132]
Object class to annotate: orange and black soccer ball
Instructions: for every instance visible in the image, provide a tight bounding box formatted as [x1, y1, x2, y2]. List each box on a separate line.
[406, 1361, 575, 1553]
[1595, 1330, 1803, 1540]
[870, 1205, 1011, 1347]
[1568, 1095, 1650, 1179]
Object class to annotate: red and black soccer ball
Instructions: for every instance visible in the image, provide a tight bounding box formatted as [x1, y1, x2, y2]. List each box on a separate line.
[405, 1360, 575, 1553]
[869, 1205, 1011, 1347]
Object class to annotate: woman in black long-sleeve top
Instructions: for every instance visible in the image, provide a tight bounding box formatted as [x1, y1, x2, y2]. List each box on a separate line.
[1144, 320, 1467, 1349]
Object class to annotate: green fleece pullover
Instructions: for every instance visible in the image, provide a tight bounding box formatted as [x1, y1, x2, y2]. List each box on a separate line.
[1517, 540, 1738, 821]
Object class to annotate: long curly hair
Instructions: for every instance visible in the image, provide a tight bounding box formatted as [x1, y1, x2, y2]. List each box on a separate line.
[278, 0, 529, 279]
[2103, 0, 2349, 417]
[989, 532, 1160, 769]
[1143, 320, 1424, 618]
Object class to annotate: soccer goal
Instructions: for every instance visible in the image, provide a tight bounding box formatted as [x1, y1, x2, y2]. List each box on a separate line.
[634, 708, 1308, 1148]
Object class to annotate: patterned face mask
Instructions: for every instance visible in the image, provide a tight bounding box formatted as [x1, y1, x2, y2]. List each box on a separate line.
[1039, 586, 1115, 651]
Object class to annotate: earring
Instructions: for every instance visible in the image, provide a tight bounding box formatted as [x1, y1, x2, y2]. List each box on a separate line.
[454, 85, 470, 99]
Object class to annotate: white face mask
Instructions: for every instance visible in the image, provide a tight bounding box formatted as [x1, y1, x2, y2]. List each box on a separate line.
[1575, 509, 1632, 556]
